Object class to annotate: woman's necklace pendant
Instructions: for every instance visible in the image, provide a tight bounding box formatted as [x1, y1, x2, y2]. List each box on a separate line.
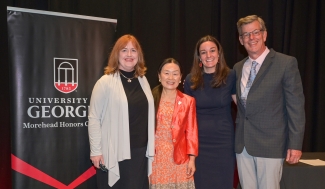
[119, 71, 135, 83]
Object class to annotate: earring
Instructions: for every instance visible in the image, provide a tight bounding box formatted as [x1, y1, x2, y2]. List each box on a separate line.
[199, 62, 203, 67]
[179, 80, 181, 83]
[159, 79, 161, 82]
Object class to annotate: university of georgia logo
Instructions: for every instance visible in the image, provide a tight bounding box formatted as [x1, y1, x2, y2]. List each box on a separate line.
[54, 58, 78, 93]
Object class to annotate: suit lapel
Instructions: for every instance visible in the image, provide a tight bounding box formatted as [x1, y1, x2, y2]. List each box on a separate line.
[237, 58, 247, 98]
[252, 49, 275, 85]
[171, 90, 183, 124]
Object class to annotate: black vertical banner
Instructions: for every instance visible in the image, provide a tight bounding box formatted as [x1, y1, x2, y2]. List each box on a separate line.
[7, 7, 117, 189]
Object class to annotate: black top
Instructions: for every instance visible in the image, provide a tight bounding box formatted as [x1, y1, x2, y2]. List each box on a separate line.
[119, 69, 148, 148]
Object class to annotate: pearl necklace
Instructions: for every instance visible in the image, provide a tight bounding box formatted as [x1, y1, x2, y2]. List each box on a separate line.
[119, 71, 135, 82]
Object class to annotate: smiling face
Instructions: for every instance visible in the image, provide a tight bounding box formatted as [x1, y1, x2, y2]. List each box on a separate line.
[158, 62, 182, 91]
[118, 41, 139, 72]
[199, 41, 219, 73]
[239, 20, 267, 59]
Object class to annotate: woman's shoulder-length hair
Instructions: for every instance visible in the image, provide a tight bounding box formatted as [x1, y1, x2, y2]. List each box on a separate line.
[104, 34, 146, 77]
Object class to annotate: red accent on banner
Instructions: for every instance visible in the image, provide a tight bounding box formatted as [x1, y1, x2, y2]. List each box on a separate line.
[11, 154, 96, 188]
[66, 167, 96, 189]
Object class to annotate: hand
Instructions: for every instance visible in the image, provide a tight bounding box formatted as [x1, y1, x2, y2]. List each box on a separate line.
[90, 155, 104, 169]
[186, 156, 196, 178]
[286, 149, 302, 164]
[231, 94, 237, 105]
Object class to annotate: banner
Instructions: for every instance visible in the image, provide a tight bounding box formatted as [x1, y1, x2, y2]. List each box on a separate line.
[7, 7, 117, 189]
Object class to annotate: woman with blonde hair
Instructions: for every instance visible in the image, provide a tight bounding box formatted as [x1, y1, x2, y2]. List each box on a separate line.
[88, 34, 155, 189]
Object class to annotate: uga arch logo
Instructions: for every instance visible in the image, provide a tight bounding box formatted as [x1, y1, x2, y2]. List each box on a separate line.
[54, 58, 78, 93]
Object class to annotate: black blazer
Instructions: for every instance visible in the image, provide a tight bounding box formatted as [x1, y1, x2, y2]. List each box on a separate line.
[233, 49, 305, 158]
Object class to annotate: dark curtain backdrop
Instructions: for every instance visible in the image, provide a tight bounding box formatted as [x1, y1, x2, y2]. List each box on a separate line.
[1, 0, 324, 188]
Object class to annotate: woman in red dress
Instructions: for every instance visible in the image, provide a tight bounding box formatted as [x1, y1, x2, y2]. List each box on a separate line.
[150, 58, 198, 189]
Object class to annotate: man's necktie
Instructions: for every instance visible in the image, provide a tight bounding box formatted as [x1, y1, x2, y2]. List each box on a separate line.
[241, 61, 258, 108]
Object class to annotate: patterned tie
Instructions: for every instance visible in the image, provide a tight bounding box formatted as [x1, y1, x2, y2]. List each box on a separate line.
[241, 61, 258, 108]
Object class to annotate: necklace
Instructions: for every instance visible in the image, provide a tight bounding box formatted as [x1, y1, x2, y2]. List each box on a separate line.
[119, 71, 135, 82]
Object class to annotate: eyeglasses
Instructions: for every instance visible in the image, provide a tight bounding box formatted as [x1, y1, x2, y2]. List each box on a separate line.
[240, 29, 264, 39]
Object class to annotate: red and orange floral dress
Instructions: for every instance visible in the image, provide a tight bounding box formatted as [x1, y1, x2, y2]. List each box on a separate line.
[149, 100, 195, 189]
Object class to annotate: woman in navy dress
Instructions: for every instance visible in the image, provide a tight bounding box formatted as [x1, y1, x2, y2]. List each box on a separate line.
[184, 35, 236, 189]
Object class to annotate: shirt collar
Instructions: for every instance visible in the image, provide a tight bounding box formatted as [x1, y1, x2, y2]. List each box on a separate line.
[248, 47, 270, 65]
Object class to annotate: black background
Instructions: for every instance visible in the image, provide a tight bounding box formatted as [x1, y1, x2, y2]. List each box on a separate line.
[1, 0, 325, 188]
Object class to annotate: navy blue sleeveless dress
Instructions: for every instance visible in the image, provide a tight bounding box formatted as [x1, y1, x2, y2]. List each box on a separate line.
[184, 70, 236, 189]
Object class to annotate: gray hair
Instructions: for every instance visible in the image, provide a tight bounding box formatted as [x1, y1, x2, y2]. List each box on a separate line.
[237, 15, 267, 35]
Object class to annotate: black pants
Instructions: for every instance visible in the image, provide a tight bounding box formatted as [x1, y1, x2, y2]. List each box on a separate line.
[96, 146, 149, 189]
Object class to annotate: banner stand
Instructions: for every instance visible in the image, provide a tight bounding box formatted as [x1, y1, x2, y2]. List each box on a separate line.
[8, 6, 116, 189]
